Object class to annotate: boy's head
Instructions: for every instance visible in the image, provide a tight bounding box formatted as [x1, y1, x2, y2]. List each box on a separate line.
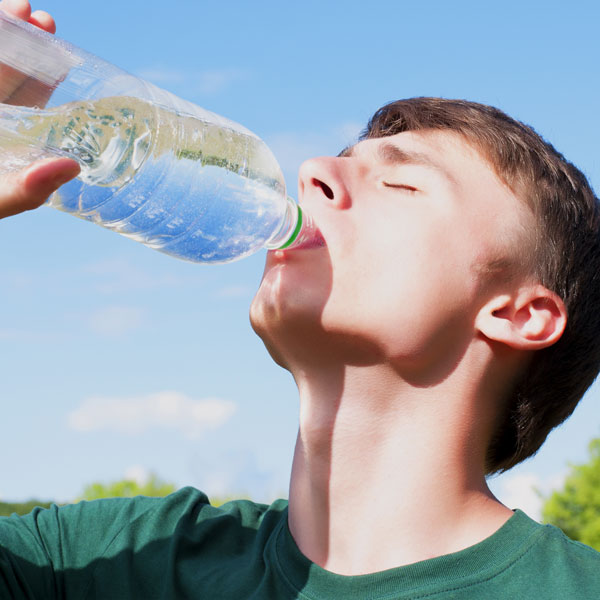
[361, 97, 600, 473]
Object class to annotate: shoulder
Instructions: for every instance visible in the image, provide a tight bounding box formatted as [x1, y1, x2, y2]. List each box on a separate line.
[446, 510, 600, 599]
[127, 487, 289, 539]
[0, 489, 289, 597]
[516, 513, 600, 595]
[0, 487, 288, 564]
[49, 487, 288, 542]
[0, 488, 289, 574]
[535, 521, 600, 568]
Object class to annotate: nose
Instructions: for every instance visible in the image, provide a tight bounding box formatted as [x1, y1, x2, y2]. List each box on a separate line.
[298, 156, 351, 210]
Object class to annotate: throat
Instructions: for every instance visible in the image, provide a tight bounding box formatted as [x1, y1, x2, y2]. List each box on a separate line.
[287, 375, 511, 575]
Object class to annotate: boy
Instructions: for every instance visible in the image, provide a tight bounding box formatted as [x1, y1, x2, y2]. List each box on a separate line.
[0, 0, 598, 597]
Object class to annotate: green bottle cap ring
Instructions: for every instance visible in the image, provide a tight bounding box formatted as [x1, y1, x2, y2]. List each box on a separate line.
[277, 204, 303, 249]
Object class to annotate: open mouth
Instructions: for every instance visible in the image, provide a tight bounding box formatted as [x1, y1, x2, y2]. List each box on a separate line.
[287, 225, 326, 250]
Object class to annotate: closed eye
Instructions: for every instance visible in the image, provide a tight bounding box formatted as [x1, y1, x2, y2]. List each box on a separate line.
[383, 182, 419, 193]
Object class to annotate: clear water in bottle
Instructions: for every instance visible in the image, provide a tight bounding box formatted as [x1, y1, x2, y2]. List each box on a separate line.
[0, 96, 290, 263]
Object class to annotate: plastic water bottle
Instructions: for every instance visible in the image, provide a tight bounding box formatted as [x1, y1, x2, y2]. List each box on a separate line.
[0, 11, 319, 263]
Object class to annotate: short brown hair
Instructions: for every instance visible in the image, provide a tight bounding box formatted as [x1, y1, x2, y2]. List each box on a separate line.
[361, 97, 600, 472]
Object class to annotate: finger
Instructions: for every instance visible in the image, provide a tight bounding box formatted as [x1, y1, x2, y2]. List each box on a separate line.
[0, 4, 58, 105]
[0, 63, 29, 104]
[0, 157, 80, 219]
[0, 1, 39, 103]
[0, 0, 32, 21]
[7, 77, 55, 107]
[29, 10, 55, 34]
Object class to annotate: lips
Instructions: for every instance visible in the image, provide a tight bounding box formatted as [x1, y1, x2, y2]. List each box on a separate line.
[286, 225, 326, 250]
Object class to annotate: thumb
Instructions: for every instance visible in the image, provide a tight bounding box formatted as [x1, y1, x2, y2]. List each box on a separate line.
[0, 157, 80, 219]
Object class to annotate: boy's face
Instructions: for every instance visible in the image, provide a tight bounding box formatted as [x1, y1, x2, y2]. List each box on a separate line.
[251, 129, 535, 372]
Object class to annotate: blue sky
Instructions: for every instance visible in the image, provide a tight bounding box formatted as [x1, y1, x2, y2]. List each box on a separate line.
[0, 0, 599, 517]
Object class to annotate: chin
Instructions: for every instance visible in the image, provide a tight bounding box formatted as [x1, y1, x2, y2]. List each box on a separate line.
[250, 270, 333, 370]
[254, 252, 328, 317]
[249, 292, 291, 370]
[249, 275, 315, 337]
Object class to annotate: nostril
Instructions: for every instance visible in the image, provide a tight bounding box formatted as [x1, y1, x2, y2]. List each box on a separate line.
[312, 178, 334, 200]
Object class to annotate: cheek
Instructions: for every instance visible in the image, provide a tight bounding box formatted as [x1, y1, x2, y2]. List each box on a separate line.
[250, 255, 334, 334]
[320, 226, 479, 359]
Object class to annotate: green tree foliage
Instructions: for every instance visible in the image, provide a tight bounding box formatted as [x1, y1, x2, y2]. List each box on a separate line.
[77, 473, 176, 501]
[76, 477, 252, 506]
[541, 438, 600, 550]
[0, 500, 54, 517]
[0, 475, 256, 517]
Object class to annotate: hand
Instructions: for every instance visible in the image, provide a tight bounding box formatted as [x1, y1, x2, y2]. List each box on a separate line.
[0, 0, 55, 31]
[0, 0, 57, 104]
[0, 0, 79, 219]
[0, 157, 80, 219]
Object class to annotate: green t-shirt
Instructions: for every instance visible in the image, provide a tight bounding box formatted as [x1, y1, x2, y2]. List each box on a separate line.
[0, 486, 598, 599]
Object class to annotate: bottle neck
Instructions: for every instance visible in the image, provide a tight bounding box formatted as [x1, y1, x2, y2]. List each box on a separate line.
[264, 196, 301, 249]
[264, 196, 321, 251]
[277, 203, 305, 249]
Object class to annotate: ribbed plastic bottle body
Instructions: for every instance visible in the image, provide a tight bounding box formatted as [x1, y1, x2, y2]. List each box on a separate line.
[44, 94, 290, 263]
[0, 12, 293, 263]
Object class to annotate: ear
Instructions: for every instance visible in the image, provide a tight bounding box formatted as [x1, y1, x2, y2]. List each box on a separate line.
[475, 285, 567, 350]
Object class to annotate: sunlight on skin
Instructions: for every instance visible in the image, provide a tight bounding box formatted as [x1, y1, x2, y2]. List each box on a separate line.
[0, 0, 79, 219]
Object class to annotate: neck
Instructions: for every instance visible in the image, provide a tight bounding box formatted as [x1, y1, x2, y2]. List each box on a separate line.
[287, 358, 514, 575]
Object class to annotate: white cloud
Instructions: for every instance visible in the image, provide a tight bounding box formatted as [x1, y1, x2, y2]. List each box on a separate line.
[0, 328, 60, 342]
[490, 471, 568, 521]
[0, 321, 79, 343]
[215, 284, 254, 299]
[88, 305, 145, 337]
[135, 65, 249, 95]
[195, 69, 249, 95]
[67, 391, 236, 439]
[123, 465, 151, 485]
[497, 473, 544, 518]
[190, 448, 288, 503]
[265, 121, 364, 189]
[135, 66, 186, 86]
[336, 121, 364, 146]
[1, 269, 35, 291]
[266, 132, 336, 181]
[82, 259, 187, 294]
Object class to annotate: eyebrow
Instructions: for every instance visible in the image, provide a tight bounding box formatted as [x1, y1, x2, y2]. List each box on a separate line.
[341, 142, 457, 186]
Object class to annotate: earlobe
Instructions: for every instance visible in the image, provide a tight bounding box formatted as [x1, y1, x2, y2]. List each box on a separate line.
[476, 286, 567, 350]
